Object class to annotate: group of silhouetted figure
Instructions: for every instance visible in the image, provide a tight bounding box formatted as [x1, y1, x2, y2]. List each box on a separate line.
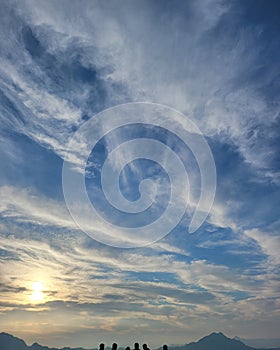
[99, 342, 168, 350]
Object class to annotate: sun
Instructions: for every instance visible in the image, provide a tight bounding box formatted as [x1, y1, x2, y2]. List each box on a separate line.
[30, 282, 45, 302]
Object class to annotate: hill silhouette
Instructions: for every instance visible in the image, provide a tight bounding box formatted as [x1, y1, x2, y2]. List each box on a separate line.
[234, 336, 280, 349]
[0, 332, 94, 350]
[171, 332, 255, 350]
[1, 331, 280, 350]
[162, 333, 280, 350]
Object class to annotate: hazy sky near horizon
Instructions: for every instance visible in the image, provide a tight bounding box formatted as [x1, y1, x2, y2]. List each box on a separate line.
[0, 0, 280, 348]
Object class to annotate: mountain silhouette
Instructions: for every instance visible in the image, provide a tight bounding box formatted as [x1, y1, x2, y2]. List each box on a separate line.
[171, 332, 254, 350]
[234, 336, 280, 349]
[0, 332, 95, 350]
[167, 332, 280, 350]
[0, 332, 27, 350]
[1, 331, 280, 350]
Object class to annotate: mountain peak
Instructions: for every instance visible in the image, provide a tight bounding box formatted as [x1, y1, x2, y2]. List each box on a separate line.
[0, 332, 27, 350]
[208, 332, 227, 337]
[199, 332, 230, 342]
[181, 331, 254, 350]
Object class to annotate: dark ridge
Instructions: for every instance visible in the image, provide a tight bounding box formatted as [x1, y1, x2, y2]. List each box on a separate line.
[2, 332, 280, 350]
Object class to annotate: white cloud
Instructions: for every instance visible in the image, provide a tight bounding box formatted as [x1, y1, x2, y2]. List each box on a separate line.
[0, 186, 75, 228]
[1, 0, 278, 184]
[245, 228, 280, 267]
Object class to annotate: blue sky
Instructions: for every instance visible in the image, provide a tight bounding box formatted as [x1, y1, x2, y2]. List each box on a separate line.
[0, 0, 280, 348]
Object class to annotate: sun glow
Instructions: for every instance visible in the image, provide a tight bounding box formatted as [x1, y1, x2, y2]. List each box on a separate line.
[30, 282, 45, 302]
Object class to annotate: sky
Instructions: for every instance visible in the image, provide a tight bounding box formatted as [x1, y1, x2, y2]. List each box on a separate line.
[0, 0, 280, 348]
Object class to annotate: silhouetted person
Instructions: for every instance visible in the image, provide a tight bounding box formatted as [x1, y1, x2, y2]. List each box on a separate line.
[143, 344, 150, 350]
[163, 345, 168, 350]
[126, 347, 131, 350]
[134, 343, 140, 350]
[112, 343, 118, 350]
[99, 344, 105, 350]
